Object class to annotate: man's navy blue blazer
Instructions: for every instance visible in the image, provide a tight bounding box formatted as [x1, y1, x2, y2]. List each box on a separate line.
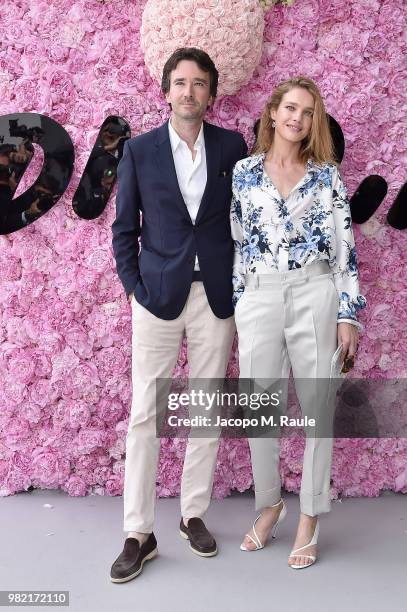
[111, 119, 248, 320]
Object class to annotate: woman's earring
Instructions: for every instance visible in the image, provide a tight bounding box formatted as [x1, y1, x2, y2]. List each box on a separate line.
[272, 120, 276, 128]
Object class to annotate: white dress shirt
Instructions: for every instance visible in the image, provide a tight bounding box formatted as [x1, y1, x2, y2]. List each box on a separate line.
[168, 119, 207, 271]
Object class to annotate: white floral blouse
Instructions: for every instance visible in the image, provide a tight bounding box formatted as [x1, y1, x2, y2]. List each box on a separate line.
[230, 153, 366, 328]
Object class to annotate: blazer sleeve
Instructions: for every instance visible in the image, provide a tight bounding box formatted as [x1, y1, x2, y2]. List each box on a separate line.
[111, 139, 142, 299]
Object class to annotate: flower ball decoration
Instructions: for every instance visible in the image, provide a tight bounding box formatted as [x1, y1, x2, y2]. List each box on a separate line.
[141, 0, 265, 96]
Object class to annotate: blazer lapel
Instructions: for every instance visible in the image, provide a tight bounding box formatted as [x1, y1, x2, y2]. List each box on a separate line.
[155, 120, 190, 219]
[195, 121, 221, 225]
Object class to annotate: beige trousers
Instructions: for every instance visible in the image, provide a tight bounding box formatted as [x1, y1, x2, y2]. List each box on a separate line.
[123, 282, 236, 533]
[235, 262, 338, 517]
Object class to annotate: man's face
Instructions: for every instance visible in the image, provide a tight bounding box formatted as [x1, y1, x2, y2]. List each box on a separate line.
[165, 59, 213, 122]
[35, 184, 53, 197]
[10, 151, 27, 164]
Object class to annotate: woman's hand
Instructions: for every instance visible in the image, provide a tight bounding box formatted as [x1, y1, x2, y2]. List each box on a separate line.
[337, 322, 359, 364]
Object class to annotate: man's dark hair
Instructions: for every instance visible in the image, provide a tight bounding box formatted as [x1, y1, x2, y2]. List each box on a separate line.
[161, 47, 219, 99]
[0, 144, 14, 155]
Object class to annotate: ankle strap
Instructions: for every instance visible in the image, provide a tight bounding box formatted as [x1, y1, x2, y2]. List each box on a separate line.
[291, 520, 319, 554]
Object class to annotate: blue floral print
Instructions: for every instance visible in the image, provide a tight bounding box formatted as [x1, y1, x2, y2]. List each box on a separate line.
[230, 154, 366, 327]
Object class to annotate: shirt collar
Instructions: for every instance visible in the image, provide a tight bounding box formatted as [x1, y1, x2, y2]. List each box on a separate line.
[168, 119, 204, 153]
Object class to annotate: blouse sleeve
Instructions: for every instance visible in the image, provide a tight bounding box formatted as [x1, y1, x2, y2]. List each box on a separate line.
[231, 166, 245, 307]
[330, 165, 367, 329]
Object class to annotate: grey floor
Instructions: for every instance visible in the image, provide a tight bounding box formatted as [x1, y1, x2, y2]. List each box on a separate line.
[0, 488, 405, 612]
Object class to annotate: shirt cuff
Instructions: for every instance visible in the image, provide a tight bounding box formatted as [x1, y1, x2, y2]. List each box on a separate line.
[337, 318, 363, 331]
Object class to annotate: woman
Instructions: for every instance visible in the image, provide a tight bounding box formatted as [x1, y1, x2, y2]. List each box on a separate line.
[231, 77, 366, 569]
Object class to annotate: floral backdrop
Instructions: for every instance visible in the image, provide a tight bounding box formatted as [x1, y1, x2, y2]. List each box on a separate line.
[0, 0, 406, 499]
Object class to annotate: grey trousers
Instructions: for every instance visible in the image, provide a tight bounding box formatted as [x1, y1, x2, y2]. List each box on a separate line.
[235, 261, 338, 517]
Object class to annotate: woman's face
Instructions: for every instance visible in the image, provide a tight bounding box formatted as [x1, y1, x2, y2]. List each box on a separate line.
[271, 87, 315, 144]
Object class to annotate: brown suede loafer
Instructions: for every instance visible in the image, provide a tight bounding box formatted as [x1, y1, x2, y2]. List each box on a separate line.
[179, 518, 217, 557]
[110, 533, 158, 583]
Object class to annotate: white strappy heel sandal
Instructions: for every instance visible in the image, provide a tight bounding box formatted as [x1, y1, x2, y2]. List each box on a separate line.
[288, 518, 319, 569]
[240, 498, 287, 551]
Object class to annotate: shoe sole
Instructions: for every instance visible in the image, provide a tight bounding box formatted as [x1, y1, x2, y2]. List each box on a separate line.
[289, 560, 317, 570]
[179, 529, 218, 557]
[239, 544, 264, 551]
[110, 548, 158, 583]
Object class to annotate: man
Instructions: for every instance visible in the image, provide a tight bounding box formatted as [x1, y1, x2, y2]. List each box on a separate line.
[0, 167, 56, 234]
[110, 47, 247, 583]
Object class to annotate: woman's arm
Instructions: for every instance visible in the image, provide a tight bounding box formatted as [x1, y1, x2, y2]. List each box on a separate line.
[231, 166, 245, 307]
[331, 165, 367, 326]
[331, 165, 367, 360]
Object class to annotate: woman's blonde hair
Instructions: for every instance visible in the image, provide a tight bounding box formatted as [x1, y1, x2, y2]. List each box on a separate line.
[253, 76, 335, 165]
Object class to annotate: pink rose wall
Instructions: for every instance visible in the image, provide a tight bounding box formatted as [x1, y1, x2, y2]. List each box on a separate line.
[0, 0, 406, 499]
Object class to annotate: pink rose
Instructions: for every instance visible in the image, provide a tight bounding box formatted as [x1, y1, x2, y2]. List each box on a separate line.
[68, 101, 94, 127]
[194, 7, 211, 22]
[32, 451, 71, 488]
[347, 92, 373, 124]
[47, 69, 75, 103]
[69, 402, 91, 429]
[105, 475, 123, 496]
[63, 325, 92, 359]
[379, 249, 403, 279]
[7, 353, 36, 384]
[365, 31, 389, 61]
[351, 5, 379, 30]
[46, 44, 70, 63]
[65, 475, 88, 496]
[213, 97, 239, 128]
[378, 2, 404, 36]
[289, 0, 319, 24]
[64, 362, 100, 400]
[5, 470, 32, 494]
[392, 291, 407, 321]
[51, 103, 69, 124]
[387, 44, 405, 72]
[93, 466, 112, 484]
[96, 399, 124, 425]
[77, 428, 107, 454]
[348, 138, 377, 170]
[76, 454, 98, 472]
[318, 0, 351, 22]
[94, 347, 127, 382]
[388, 73, 407, 99]
[115, 64, 150, 94]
